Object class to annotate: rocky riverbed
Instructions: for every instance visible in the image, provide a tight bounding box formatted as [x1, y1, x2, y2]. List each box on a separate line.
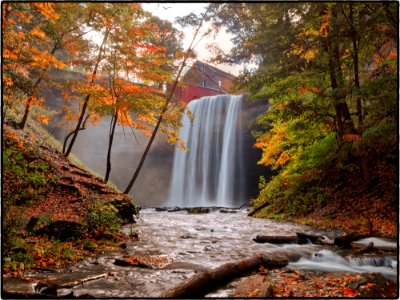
[3, 208, 398, 298]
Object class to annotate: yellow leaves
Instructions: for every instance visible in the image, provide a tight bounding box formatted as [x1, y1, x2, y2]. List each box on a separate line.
[36, 114, 51, 124]
[303, 50, 316, 61]
[3, 76, 14, 87]
[276, 151, 291, 166]
[255, 126, 288, 168]
[31, 27, 46, 38]
[290, 45, 316, 62]
[319, 10, 331, 37]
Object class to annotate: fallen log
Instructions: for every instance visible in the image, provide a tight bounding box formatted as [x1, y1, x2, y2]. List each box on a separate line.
[351, 242, 396, 253]
[253, 235, 298, 244]
[159, 254, 288, 298]
[248, 202, 270, 217]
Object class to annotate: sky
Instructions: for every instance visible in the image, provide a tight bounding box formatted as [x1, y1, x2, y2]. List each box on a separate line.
[142, 3, 245, 76]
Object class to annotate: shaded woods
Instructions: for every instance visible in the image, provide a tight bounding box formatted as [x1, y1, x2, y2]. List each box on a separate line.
[209, 2, 398, 236]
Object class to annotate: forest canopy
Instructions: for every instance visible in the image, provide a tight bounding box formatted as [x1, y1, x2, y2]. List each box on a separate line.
[209, 2, 398, 224]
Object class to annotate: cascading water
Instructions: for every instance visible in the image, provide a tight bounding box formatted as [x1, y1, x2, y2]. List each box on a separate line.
[167, 94, 244, 207]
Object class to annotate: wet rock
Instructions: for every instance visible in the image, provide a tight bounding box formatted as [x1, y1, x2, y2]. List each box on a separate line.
[219, 209, 237, 214]
[180, 234, 192, 239]
[35, 220, 86, 241]
[110, 199, 137, 224]
[232, 275, 274, 297]
[115, 255, 173, 268]
[3, 277, 41, 298]
[187, 207, 210, 214]
[155, 207, 168, 212]
[168, 207, 186, 212]
[57, 288, 73, 297]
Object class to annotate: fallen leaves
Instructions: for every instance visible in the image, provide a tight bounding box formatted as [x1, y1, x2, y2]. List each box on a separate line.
[115, 255, 173, 269]
[262, 269, 381, 298]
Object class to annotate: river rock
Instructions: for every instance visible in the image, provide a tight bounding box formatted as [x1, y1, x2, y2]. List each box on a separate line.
[110, 199, 137, 224]
[232, 275, 274, 297]
[187, 207, 210, 214]
[219, 209, 237, 213]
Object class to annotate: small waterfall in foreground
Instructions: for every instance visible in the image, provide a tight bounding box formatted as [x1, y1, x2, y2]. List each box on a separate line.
[167, 94, 244, 207]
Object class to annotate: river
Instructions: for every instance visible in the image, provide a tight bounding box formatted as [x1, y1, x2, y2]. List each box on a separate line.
[13, 208, 396, 298]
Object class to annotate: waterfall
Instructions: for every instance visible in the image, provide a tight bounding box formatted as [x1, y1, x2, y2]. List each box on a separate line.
[167, 94, 244, 207]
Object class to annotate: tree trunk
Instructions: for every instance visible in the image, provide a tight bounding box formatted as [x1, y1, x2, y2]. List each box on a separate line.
[62, 115, 90, 154]
[159, 254, 288, 298]
[349, 3, 370, 186]
[64, 29, 109, 157]
[105, 107, 118, 182]
[123, 9, 209, 195]
[349, 3, 362, 130]
[18, 41, 60, 130]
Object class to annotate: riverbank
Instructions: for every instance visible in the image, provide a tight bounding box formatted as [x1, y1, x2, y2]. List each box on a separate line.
[3, 122, 137, 276]
[3, 208, 398, 298]
[251, 160, 398, 239]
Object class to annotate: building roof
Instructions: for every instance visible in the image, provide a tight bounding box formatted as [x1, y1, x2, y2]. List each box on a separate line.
[191, 60, 236, 80]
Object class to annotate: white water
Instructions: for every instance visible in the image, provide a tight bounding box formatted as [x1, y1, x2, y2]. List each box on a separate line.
[167, 95, 244, 207]
[289, 248, 398, 282]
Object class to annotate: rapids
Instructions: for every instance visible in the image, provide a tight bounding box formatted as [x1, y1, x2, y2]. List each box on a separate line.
[29, 208, 395, 298]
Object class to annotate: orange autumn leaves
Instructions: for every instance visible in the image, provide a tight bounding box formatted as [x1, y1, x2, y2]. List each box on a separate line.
[3, 2, 184, 144]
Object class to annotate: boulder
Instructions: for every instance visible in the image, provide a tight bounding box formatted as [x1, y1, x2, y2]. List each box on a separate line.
[110, 199, 138, 224]
[35, 221, 86, 241]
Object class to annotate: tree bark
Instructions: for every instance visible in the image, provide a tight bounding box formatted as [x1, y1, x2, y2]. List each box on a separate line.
[159, 254, 288, 298]
[325, 6, 355, 138]
[62, 114, 90, 154]
[105, 107, 118, 182]
[18, 41, 60, 130]
[64, 29, 109, 157]
[123, 9, 209, 194]
[349, 3, 370, 186]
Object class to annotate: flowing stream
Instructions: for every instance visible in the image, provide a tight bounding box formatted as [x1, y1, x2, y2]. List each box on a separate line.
[13, 209, 397, 298]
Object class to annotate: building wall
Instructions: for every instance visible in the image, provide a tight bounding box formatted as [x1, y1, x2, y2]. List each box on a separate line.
[173, 84, 223, 103]
[169, 61, 236, 103]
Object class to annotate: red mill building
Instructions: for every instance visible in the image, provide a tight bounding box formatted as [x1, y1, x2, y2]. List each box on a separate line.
[169, 60, 236, 103]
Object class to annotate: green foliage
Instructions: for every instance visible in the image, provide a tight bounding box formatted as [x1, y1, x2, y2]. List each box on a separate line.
[258, 175, 267, 190]
[3, 146, 48, 204]
[295, 133, 338, 172]
[86, 204, 121, 233]
[213, 2, 397, 219]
